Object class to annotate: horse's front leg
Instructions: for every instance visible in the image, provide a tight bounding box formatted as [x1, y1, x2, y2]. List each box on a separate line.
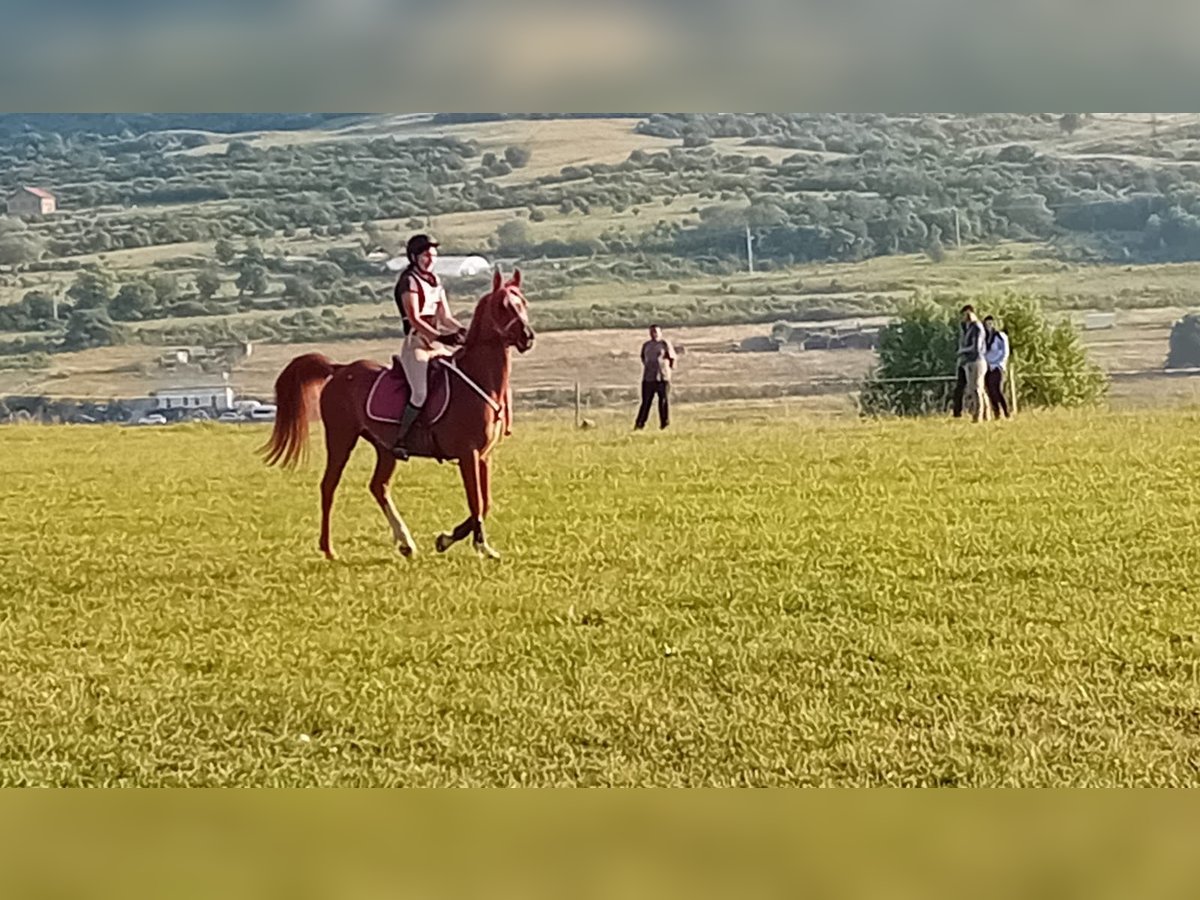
[435, 451, 497, 558]
[435, 516, 474, 553]
[473, 455, 499, 559]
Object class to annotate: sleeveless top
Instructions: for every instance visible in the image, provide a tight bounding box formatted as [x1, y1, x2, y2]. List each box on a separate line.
[394, 266, 447, 335]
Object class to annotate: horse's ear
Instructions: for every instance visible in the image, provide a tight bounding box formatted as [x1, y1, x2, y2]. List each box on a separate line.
[492, 268, 503, 292]
[511, 268, 522, 288]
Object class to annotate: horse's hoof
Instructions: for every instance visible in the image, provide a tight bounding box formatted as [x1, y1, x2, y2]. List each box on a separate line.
[474, 542, 501, 561]
[435, 533, 453, 554]
[397, 542, 414, 559]
[322, 551, 336, 562]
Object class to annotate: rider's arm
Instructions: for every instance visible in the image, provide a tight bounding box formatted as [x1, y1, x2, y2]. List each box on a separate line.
[436, 290, 465, 334]
[402, 289, 442, 343]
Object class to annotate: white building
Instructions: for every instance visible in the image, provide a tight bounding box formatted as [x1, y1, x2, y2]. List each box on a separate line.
[385, 255, 492, 278]
[151, 384, 235, 412]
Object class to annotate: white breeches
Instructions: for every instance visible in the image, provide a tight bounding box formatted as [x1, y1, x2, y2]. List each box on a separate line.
[399, 334, 452, 406]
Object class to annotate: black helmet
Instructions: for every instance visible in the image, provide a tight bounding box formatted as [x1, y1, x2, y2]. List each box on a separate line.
[406, 233, 439, 262]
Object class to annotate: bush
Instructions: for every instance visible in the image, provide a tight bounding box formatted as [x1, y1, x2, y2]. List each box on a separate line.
[495, 219, 531, 253]
[858, 299, 959, 416]
[1165, 312, 1200, 368]
[860, 292, 1107, 416]
[281, 277, 323, 307]
[195, 269, 222, 301]
[61, 308, 126, 350]
[504, 146, 532, 168]
[992, 294, 1107, 408]
[0, 235, 43, 266]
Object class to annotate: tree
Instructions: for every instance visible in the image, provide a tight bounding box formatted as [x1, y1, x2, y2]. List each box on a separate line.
[19, 291, 57, 323]
[62, 308, 125, 350]
[214, 238, 236, 265]
[362, 221, 384, 251]
[0, 216, 28, 237]
[282, 277, 322, 307]
[925, 224, 946, 263]
[858, 299, 958, 416]
[311, 261, 343, 289]
[504, 145, 532, 168]
[226, 139, 255, 161]
[859, 293, 1107, 416]
[236, 264, 269, 297]
[195, 269, 222, 301]
[1059, 113, 1083, 135]
[0, 235, 42, 266]
[991, 294, 1106, 408]
[151, 273, 180, 306]
[996, 192, 1055, 234]
[241, 241, 266, 266]
[109, 280, 157, 321]
[67, 269, 114, 310]
[495, 219, 531, 253]
[1165, 313, 1200, 369]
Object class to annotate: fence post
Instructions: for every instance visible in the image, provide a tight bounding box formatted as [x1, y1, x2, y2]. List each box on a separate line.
[574, 381, 581, 429]
[1008, 365, 1019, 417]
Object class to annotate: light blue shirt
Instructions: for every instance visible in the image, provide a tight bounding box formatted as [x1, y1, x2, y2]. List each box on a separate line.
[985, 330, 1009, 370]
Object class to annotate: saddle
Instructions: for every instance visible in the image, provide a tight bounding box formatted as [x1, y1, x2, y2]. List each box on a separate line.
[365, 358, 452, 426]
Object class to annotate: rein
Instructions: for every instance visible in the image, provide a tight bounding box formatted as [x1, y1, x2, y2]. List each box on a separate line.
[441, 359, 503, 416]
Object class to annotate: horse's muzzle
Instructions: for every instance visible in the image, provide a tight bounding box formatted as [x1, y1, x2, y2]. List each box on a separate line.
[517, 326, 535, 354]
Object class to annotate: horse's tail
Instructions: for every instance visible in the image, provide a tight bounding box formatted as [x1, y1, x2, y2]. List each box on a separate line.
[260, 353, 340, 469]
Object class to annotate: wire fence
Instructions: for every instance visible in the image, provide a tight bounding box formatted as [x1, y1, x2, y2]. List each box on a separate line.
[532, 365, 1200, 421]
[4, 366, 1200, 424]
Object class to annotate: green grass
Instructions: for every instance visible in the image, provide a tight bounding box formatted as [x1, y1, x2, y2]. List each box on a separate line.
[2, 407, 1199, 786]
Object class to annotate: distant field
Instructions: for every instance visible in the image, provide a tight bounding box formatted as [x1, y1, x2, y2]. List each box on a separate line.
[4, 243, 1196, 402]
[3, 407, 1199, 785]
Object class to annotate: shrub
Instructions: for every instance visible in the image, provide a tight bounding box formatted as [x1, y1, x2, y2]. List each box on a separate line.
[1165, 312, 1200, 369]
[860, 292, 1107, 416]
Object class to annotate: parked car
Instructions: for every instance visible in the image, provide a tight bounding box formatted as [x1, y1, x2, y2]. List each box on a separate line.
[135, 414, 167, 426]
[248, 405, 277, 422]
[217, 410, 244, 422]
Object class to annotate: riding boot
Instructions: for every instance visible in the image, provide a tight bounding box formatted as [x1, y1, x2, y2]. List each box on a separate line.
[392, 402, 423, 460]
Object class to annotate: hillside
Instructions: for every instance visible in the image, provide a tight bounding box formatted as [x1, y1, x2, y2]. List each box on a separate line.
[2, 113, 1200, 403]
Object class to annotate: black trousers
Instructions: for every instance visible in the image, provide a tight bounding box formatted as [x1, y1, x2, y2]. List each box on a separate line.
[635, 381, 670, 429]
[985, 367, 1010, 418]
[951, 366, 967, 417]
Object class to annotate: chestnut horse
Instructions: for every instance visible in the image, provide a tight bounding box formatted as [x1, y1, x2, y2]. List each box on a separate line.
[260, 268, 534, 560]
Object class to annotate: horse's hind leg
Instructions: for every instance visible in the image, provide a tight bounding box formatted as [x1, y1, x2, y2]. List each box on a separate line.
[369, 444, 415, 558]
[319, 427, 357, 560]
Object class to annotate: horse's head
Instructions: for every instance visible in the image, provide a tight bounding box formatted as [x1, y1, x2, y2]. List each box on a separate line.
[467, 267, 535, 354]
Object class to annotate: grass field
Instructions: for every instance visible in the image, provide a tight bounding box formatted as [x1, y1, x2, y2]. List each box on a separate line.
[2, 406, 1199, 786]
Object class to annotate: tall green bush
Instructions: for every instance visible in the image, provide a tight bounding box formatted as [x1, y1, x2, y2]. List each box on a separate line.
[860, 292, 1107, 416]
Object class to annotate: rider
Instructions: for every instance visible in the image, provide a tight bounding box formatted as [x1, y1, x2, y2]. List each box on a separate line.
[392, 233, 466, 458]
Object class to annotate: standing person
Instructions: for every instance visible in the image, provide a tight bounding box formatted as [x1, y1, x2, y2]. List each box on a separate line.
[983, 315, 1011, 419]
[392, 233, 466, 459]
[634, 324, 676, 430]
[951, 305, 988, 422]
